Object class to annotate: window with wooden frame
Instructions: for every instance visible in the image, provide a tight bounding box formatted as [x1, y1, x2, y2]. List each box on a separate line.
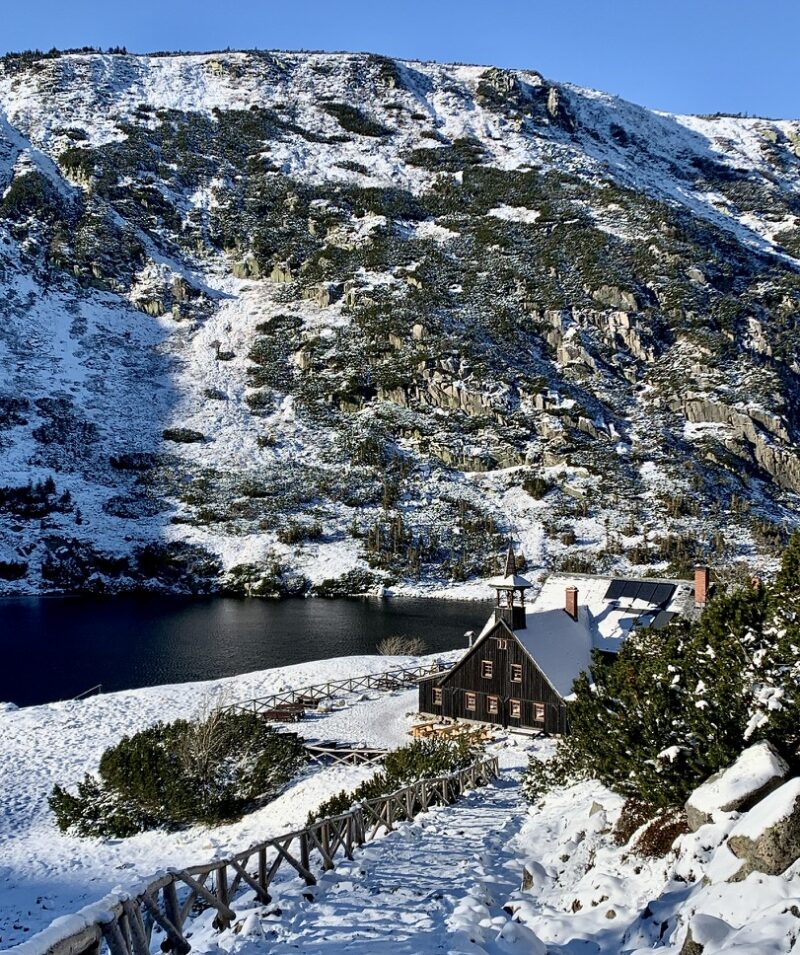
[487, 695, 499, 715]
[509, 698, 521, 719]
[495, 638, 508, 650]
[533, 702, 545, 723]
[510, 663, 523, 683]
[432, 688, 443, 705]
[480, 660, 493, 679]
[465, 692, 477, 711]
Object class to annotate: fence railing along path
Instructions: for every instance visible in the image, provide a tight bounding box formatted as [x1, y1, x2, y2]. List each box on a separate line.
[222, 661, 455, 718]
[305, 745, 389, 766]
[8, 757, 500, 955]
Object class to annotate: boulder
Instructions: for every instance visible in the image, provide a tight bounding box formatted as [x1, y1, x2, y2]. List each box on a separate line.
[302, 282, 342, 307]
[685, 741, 789, 831]
[593, 284, 638, 312]
[727, 777, 800, 878]
[269, 262, 295, 283]
[679, 914, 732, 955]
[520, 859, 549, 891]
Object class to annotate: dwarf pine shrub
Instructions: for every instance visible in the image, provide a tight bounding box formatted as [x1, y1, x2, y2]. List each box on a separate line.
[307, 736, 479, 823]
[524, 533, 800, 809]
[50, 711, 307, 836]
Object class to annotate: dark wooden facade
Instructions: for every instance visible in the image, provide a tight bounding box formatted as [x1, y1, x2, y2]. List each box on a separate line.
[419, 620, 568, 734]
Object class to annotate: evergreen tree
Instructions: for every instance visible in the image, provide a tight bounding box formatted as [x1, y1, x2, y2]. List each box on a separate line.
[530, 536, 800, 808]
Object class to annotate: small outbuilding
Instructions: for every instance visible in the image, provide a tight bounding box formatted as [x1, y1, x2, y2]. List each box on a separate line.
[419, 546, 710, 734]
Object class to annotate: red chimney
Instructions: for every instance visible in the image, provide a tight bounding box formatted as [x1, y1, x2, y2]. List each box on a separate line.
[565, 586, 579, 620]
[695, 566, 710, 605]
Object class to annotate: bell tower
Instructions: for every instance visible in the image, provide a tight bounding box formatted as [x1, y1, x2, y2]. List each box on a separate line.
[488, 541, 531, 631]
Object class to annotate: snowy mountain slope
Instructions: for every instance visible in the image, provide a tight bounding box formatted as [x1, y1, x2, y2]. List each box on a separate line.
[1, 50, 799, 595]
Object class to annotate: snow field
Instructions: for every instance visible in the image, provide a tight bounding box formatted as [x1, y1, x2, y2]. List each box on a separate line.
[4, 653, 800, 954]
[0, 654, 456, 945]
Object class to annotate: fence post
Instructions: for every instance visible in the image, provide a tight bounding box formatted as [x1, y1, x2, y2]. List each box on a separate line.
[163, 881, 181, 934]
[101, 915, 129, 955]
[122, 900, 149, 955]
[345, 815, 354, 860]
[216, 864, 230, 922]
[300, 832, 312, 879]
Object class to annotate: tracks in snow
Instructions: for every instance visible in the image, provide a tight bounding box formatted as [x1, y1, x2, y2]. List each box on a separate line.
[218, 770, 544, 955]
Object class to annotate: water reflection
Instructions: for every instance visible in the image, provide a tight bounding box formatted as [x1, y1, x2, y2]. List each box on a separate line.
[0, 595, 488, 707]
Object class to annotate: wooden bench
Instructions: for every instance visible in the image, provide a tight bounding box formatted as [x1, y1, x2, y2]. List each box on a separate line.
[262, 705, 305, 723]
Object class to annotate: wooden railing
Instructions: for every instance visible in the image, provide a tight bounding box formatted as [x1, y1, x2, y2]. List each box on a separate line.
[222, 661, 455, 718]
[305, 745, 389, 766]
[7, 757, 499, 955]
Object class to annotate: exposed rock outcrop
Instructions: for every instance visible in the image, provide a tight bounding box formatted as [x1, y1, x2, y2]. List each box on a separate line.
[675, 394, 800, 494]
[727, 778, 800, 879]
[685, 741, 789, 832]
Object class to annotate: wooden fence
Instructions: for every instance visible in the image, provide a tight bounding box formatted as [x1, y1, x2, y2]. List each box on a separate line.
[305, 745, 389, 766]
[221, 661, 454, 719]
[8, 757, 499, 955]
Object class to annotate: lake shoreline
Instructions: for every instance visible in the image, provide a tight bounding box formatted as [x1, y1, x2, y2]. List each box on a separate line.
[0, 594, 489, 708]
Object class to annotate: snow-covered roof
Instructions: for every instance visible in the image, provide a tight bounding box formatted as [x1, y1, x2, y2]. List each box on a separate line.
[514, 605, 593, 697]
[475, 571, 698, 699]
[486, 573, 533, 589]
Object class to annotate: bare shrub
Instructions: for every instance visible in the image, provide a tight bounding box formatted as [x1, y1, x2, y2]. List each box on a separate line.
[634, 810, 689, 857]
[376, 634, 429, 656]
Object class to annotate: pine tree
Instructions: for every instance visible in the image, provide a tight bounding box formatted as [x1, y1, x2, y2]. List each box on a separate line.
[537, 536, 800, 808]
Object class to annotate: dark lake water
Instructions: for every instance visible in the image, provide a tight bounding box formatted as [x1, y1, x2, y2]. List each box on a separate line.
[0, 595, 489, 707]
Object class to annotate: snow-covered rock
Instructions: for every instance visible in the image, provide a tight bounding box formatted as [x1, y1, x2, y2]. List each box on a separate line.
[727, 777, 800, 879]
[520, 858, 551, 891]
[679, 913, 734, 955]
[685, 741, 789, 831]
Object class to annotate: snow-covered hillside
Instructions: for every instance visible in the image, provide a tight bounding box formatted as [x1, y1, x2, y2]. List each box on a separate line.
[1, 50, 799, 596]
[4, 655, 800, 955]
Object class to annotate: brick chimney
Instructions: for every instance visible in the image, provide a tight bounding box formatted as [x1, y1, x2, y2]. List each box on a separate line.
[694, 566, 710, 606]
[565, 586, 579, 620]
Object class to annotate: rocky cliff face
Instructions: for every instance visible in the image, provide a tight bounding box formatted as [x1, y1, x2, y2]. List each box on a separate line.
[0, 50, 799, 595]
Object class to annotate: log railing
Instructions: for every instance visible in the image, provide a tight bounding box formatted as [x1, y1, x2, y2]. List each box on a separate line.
[6, 757, 499, 955]
[304, 745, 389, 766]
[221, 661, 455, 719]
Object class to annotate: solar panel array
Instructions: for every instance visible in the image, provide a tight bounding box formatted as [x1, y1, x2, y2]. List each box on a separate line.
[603, 579, 676, 607]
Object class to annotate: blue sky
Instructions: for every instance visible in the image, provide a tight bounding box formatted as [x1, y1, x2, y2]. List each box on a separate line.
[1, 0, 797, 118]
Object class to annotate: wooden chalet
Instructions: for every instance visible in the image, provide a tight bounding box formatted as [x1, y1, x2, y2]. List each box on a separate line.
[419, 546, 710, 734]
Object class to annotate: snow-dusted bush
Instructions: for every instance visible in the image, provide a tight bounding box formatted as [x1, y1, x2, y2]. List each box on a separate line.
[307, 736, 479, 823]
[49, 711, 307, 836]
[521, 752, 575, 804]
[311, 569, 383, 597]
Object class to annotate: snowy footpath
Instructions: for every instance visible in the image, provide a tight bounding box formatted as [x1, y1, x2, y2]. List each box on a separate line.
[4, 655, 800, 954]
[216, 772, 540, 955]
